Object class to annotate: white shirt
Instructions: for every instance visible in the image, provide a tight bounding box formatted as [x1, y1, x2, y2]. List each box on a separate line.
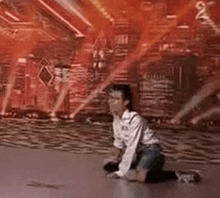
[113, 110, 159, 177]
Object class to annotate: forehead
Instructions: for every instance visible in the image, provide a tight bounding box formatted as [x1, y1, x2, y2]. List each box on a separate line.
[109, 90, 123, 98]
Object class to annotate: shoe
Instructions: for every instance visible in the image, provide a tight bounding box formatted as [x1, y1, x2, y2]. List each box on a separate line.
[175, 170, 201, 183]
[103, 162, 119, 173]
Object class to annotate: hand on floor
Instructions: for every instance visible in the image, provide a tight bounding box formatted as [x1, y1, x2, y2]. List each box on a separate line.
[106, 172, 120, 179]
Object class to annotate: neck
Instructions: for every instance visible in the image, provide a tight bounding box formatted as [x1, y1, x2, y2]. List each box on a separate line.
[116, 109, 128, 118]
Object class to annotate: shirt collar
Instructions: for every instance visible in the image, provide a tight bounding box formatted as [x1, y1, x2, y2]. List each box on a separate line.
[121, 109, 130, 120]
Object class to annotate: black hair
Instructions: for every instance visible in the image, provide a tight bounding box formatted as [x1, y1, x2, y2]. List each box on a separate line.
[108, 84, 133, 110]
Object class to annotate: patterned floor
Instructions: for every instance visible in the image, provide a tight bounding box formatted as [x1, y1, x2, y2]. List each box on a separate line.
[0, 118, 219, 165]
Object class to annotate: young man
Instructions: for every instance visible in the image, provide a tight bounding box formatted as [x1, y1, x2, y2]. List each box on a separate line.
[103, 84, 200, 183]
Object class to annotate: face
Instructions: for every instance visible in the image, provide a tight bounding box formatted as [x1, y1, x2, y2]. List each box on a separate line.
[108, 90, 129, 117]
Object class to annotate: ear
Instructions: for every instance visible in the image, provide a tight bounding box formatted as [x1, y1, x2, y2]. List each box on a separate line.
[124, 99, 130, 107]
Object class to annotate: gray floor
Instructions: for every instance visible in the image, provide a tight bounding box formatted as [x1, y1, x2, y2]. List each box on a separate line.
[0, 147, 219, 198]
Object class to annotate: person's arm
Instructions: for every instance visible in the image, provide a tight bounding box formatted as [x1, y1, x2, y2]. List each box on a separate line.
[111, 146, 124, 162]
[103, 146, 124, 170]
[104, 119, 124, 165]
[115, 115, 143, 177]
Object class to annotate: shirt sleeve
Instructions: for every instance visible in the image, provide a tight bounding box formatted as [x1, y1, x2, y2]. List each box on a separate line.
[113, 119, 124, 149]
[115, 115, 143, 177]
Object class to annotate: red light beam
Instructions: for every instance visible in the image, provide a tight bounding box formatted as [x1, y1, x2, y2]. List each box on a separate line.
[70, 0, 198, 119]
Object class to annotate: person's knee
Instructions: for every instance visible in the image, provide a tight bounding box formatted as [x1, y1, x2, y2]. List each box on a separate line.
[124, 170, 138, 181]
[136, 167, 148, 183]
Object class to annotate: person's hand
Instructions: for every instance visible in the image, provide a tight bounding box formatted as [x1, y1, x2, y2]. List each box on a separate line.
[106, 172, 120, 179]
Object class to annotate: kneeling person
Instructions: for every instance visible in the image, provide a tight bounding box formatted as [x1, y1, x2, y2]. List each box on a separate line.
[104, 84, 200, 183]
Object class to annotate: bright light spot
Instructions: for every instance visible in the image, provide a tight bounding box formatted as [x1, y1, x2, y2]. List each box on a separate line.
[97, 4, 102, 9]
[103, 11, 108, 16]
[18, 58, 27, 63]
[166, 15, 177, 19]
[177, 25, 189, 29]
[28, 54, 35, 58]
[110, 18, 114, 22]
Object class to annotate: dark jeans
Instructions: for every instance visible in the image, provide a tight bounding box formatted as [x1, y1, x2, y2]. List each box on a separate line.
[103, 144, 177, 183]
[135, 143, 164, 171]
[103, 144, 164, 172]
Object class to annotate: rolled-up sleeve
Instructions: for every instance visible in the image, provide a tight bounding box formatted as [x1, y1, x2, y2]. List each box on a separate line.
[115, 115, 143, 177]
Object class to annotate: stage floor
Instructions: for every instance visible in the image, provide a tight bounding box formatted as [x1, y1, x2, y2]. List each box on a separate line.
[0, 147, 219, 198]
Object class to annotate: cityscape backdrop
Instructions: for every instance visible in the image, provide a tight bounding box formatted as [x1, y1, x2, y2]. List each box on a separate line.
[0, 0, 220, 124]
